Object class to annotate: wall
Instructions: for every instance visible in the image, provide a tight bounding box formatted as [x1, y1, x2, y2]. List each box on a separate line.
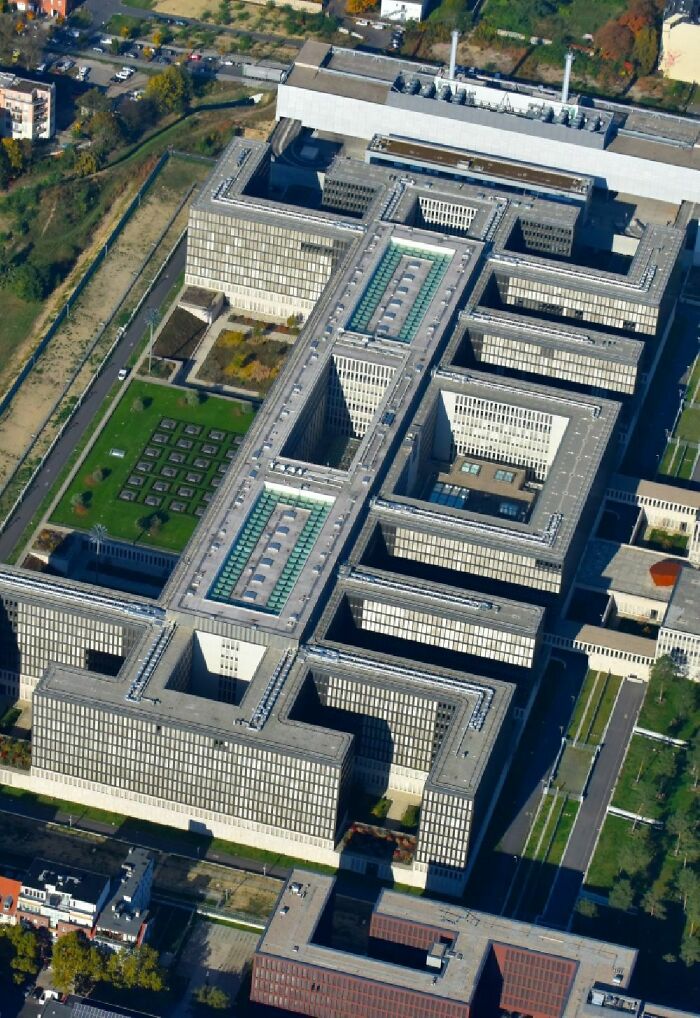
[276, 86, 700, 204]
[661, 15, 700, 84]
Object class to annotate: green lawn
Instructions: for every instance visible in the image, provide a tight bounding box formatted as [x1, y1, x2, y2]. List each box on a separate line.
[51, 380, 254, 552]
[611, 734, 680, 820]
[677, 406, 700, 443]
[678, 445, 697, 480]
[555, 744, 595, 796]
[567, 670, 599, 740]
[638, 674, 697, 740]
[518, 794, 579, 920]
[588, 673, 623, 745]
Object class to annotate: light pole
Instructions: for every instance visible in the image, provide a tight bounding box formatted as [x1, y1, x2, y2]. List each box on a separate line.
[146, 307, 160, 377]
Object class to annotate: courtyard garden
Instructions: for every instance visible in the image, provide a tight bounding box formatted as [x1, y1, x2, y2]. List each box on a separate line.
[196, 319, 294, 395]
[51, 380, 254, 552]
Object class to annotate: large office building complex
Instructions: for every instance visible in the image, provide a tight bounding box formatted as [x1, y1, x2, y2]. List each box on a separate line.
[0, 41, 698, 900]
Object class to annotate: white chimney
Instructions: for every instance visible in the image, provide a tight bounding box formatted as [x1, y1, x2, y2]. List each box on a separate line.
[449, 30, 459, 80]
[561, 50, 574, 103]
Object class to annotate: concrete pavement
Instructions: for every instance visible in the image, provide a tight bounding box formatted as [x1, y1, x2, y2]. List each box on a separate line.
[542, 678, 645, 928]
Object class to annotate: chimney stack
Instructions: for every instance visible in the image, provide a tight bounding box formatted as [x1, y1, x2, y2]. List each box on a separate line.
[449, 30, 459, 80]
[561, 49, 574, 103]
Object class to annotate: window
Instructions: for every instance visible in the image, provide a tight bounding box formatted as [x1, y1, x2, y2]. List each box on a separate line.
[495, 469, 515, 483]
[460, 461, 481, 476]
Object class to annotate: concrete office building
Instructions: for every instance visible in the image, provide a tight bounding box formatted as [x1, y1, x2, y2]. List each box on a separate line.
[252, 871, 651, 1018]
[0, 124, 692, 894]
[17, 858, 110, 938]
[0, 72, 54, 141]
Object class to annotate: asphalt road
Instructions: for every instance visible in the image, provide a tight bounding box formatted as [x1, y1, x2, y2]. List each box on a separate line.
[542, 678, 645, 928]
[0, 237, 187, 564]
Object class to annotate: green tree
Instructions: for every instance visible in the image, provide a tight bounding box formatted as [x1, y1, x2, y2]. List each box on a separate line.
[609, 878, 634, 912]
[0, 925, 42, 984]
[88, 110, 123, 152]
[687, 734, 700, 790]
[575, 897, 598, 918]
[9, 262, 46, 301]
[184, 388, 200, 407]
[676, 868, 700, 914]
[649, 654, 682, 705]
[131, 396, 145, 413]
[194, 984, 231, 1009]
[642, 884, 667, 920]
[618, 831, 652, 876]
[680, 932, 700, 966]
[51, 932, 105, 994]
[632, 25, 658, 77]
[106, 945, 166, 991]
[79, 88, 111, 115]
[146, 65, 191, 113]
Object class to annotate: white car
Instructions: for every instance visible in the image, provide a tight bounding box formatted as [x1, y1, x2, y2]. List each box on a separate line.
[77, 66, 89, 81]
[355, 19, 369, 26]
[117, 368, 129, 381]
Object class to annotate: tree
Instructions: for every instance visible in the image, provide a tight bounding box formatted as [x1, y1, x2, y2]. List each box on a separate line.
[618, 832, 652, 876]
[88, 110, 123, 152]
[632, 25, 659, 77]
[347, 0, 376, 12]
[668, 809, 695, 860]
[676, 868, 700, 914]
[575, 897, 598, 918]
[680, 932, 700, 966]
[131, 396, 145, 413]
[79, 87, 111, 115]
[594, 19, 634, 62]
[194, 984, 231, 1009]
[9, 262, 46, 301]
[51, 932, 105, 994]
[74, 149, 100, 178]
[91, 467, 106, 484]
[649, 654, 682, 705]
[0, 925, 42, 984]
[608, 878, 634, 912]
[642, 885, 667, 920]
[687, 734, 700, 790]
[1, 137, 23, 175]
[185, 388, 200, 407]
[146, 65, 191, 114]
[106, 945, 166, 992]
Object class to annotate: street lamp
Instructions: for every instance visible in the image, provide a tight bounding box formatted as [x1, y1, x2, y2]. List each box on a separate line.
[89, 524, 108, 583]
[146, 307, 161, 377]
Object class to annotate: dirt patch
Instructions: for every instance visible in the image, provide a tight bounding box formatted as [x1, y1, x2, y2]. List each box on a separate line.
[155, 856, 280, 918]
[0, 158, 209, 491]
[430, 39, 527, 74]
[179, 920, 259, 1003]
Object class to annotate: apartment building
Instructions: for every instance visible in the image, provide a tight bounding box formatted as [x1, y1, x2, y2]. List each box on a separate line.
[0, 72, 55, 141]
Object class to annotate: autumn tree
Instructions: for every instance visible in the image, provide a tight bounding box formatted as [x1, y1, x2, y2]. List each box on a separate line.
[347, 0, 377, 13]
[632, 25, 659, 76]
[105, 945, 166, 991]
[52, 932, 105, 994]
[1, 137, 23, 175]
[594, 19, 634, 62]
[146, 65, 191, 114]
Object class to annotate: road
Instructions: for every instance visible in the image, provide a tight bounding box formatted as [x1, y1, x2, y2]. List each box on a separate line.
[542, 678, 645, 929]
[0, 238, 187, 563]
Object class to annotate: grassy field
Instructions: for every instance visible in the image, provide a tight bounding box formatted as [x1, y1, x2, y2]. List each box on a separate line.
[555, 744, 595, 796]
[517, 793, 579, 919]
[566, 671, 622, 746]
[638, 671, 697, 740]
[611, 734, 679, 820]
[50, 380, 255, 551]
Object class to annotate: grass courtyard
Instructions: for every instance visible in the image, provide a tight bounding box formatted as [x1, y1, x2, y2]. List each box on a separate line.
[51, 381, 255, 552]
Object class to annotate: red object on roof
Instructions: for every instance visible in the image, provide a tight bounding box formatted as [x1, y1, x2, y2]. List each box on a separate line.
[649, 559, 683, 588]
[0, 875, 21, 922]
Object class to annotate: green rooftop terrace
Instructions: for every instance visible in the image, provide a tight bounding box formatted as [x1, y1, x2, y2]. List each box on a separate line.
[348, 240, 451, 343]
[208, 487, 332, 614]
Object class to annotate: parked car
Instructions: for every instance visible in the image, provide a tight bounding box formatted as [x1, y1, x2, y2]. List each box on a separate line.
[117, 368, 129, 381]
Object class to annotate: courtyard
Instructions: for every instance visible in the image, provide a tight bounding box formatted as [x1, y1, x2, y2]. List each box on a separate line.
[51, 381, 255, 552]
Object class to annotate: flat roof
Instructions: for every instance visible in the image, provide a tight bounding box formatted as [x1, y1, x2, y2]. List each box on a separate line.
[662, 566, 700, 637]
[576, 540, 680, 603]
[257, 870, 637, 1012]
[22, 858, 108, 905]
[368, 135, 593, 196]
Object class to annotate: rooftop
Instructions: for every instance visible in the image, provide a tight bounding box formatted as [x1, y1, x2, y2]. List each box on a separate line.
[576, 540, 681, 604]
[256, 870, 637, 1013]
[661, 566, 700, 637]
[22, 858, 109, 906]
